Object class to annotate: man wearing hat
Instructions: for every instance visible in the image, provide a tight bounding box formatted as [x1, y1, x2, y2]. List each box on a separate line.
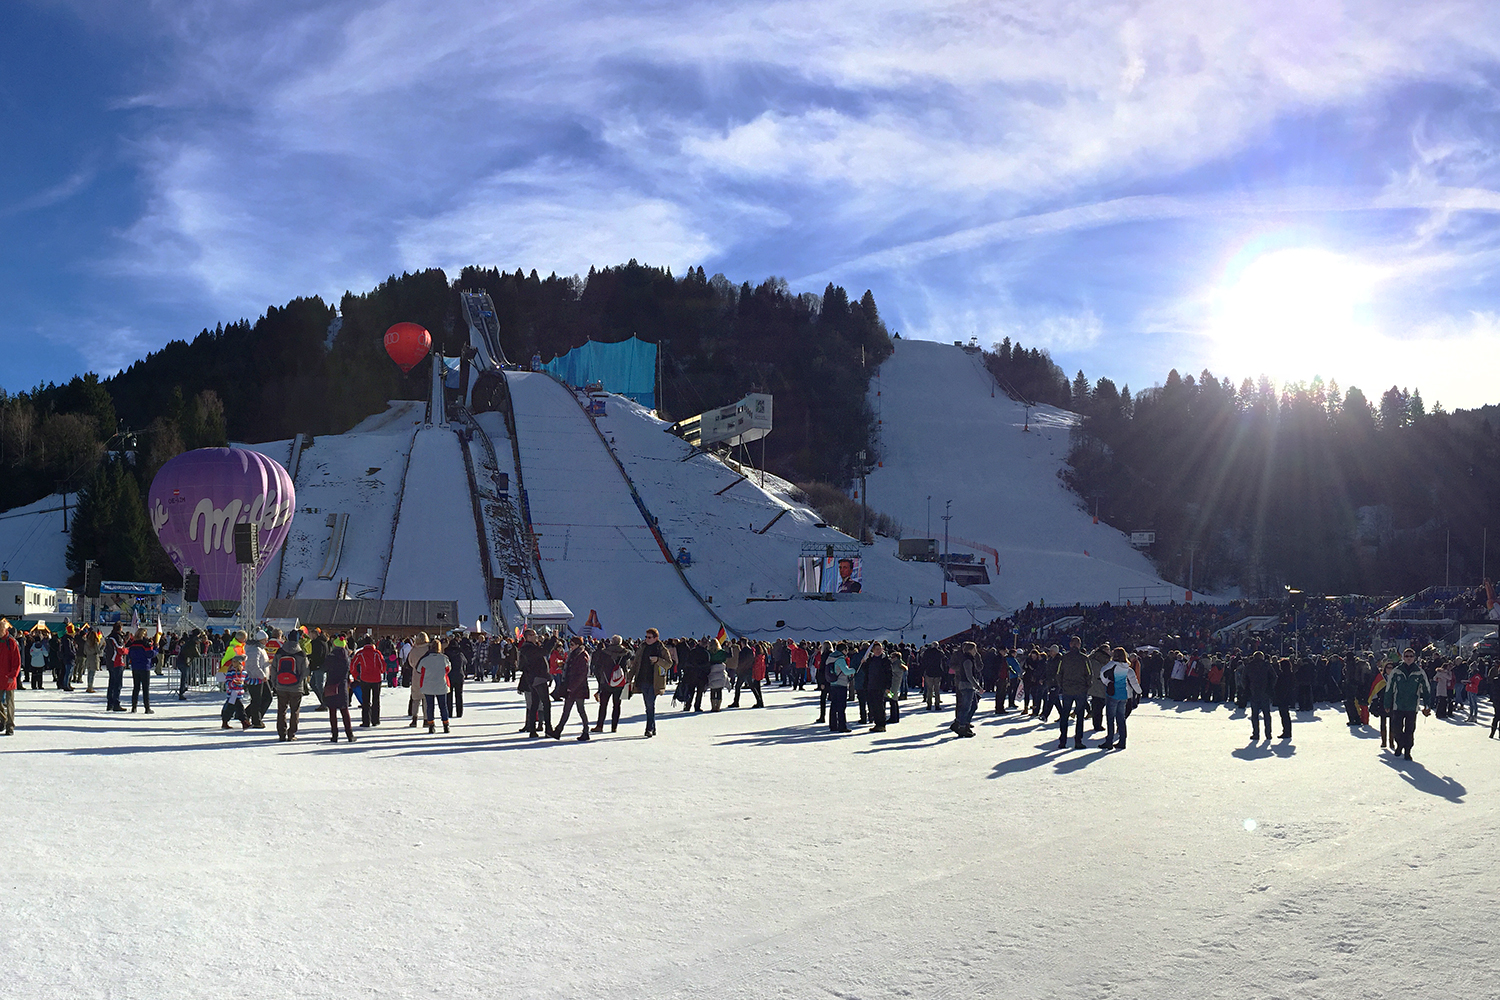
[244, 628, 273, 729]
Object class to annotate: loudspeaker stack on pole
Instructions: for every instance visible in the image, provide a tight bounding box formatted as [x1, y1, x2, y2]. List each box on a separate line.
[234, 522, 260, 633]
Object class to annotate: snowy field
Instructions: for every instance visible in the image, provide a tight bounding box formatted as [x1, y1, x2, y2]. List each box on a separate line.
[5, 683, 1494, 1000]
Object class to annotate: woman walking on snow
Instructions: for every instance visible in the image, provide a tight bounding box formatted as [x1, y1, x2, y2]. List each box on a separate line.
[551, 635, 592, 740]
[632, 628, 666, 738]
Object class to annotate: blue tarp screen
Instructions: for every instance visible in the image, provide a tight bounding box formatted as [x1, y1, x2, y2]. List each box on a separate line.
[542, 336, 657, 408]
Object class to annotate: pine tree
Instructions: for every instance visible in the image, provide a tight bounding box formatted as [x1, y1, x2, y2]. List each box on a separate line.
[65, 461, 154, 588]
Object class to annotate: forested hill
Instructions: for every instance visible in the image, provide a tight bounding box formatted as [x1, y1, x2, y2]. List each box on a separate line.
[1063, 370, 1500, 598]
[4, 263, 893, 587]
[100, 262, 891, 487]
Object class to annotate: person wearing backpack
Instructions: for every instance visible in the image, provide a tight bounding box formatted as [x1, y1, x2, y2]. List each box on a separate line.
[591, 635, 630, 733]
[102, 624, 127, 712]
[272, 634, 310, 741]
[826, 644, 853, 733]
[1100, 647, 1143, 750]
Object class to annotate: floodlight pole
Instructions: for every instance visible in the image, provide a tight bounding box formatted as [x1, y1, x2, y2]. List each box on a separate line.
[942, 500, 952, 607]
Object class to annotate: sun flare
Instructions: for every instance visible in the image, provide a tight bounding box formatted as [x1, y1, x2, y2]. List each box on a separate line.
[1208, 247, 1377, 384]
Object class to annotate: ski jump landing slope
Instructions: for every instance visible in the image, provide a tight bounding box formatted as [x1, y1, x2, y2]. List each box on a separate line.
[382, 426, 490, 629]
[505, 371, 719, 638]
[867, 339, 1183, 608]
[598, 398, 988, 641]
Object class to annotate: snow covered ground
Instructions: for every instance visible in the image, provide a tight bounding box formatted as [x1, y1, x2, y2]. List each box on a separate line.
[868, 339, 1185, 607]
[4, 683, 1493, 1000]
[382, 426, 490, 627]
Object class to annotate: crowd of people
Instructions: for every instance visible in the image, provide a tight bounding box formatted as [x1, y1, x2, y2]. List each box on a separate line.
[1, 595, 1497, 762]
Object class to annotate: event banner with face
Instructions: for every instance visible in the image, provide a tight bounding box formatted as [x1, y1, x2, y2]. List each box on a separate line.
[797, 556, 862, 594]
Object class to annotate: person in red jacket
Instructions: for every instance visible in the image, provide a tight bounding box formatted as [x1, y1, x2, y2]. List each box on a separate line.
[0, 620, 21, 735]
[350, 634, 385, 727]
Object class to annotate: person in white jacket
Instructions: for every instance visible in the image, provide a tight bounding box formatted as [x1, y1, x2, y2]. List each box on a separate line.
[243, 630, 273, 729]
[1101, 648, 1143, 751]
[415, 638, 451, 734]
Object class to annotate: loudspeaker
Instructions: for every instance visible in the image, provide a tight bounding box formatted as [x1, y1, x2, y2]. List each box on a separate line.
[233, 522, 259, 566]
[84, 565, 101, 599]
[183, 571, 200, 603]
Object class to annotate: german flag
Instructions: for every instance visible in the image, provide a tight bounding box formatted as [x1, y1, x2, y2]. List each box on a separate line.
[716, 625, 727, 643]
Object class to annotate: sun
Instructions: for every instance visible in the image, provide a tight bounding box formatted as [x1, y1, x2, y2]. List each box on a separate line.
[1207, 246, 1377, 384]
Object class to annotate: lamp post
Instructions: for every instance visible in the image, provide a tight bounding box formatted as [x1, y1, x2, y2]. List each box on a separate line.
[941, 500, 952, 607]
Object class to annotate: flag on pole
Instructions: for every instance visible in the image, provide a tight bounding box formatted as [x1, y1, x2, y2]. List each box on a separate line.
[514, 625, 523, 643]
[716, 625, 727, 643]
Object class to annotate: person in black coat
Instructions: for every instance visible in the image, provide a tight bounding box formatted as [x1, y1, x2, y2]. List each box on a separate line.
[517, 629, 559, 737]
[862, 643, 892, 732]
[1272, 656, 1295, 739]
[446, 634, 469, 718]
[1242, 651, 1274, 741]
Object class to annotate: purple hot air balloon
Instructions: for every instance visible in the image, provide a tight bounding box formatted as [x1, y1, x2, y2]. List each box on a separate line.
[148, 448, 296, 617]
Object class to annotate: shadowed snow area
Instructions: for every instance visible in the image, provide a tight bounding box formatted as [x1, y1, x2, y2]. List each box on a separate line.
[3, 685, 1492, 1000]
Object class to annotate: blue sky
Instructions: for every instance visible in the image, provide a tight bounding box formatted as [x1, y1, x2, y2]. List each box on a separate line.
[7, 0, 1500, 409]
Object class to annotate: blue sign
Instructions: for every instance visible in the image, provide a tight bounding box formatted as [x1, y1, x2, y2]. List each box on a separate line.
[100, 581, 164, 596]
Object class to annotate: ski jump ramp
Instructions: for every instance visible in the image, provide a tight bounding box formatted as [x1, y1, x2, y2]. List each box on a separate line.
[504, 371, 719, 638]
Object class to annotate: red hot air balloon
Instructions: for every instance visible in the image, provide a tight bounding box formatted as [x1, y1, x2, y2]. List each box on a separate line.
[384, 322, 432, 373]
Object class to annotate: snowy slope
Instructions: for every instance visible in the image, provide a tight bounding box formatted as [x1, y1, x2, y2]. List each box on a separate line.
[5, 684, 1493, 1000]
[0, 492, 72, 588]
[869, 339, 1184, 608]
[382, 425, 490, 627]
[505, 370, 719, 638]
[597, 396, 989, 641]
[249, 401, 425, 603]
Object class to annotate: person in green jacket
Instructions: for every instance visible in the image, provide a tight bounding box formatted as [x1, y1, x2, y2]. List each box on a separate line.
[1384, 649, 1432, 761]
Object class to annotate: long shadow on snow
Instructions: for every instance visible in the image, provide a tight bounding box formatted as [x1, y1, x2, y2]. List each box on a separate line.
[714, 721, 880, 747]
[987, 741, 1111, 777]
[1230, 740, 1297, 760]
[1380, 756, 1466, 802]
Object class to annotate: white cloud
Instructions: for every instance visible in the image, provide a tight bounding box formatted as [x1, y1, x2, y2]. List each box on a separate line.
[27, 0, 1500, 409]
[396, 165, 716, 277]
